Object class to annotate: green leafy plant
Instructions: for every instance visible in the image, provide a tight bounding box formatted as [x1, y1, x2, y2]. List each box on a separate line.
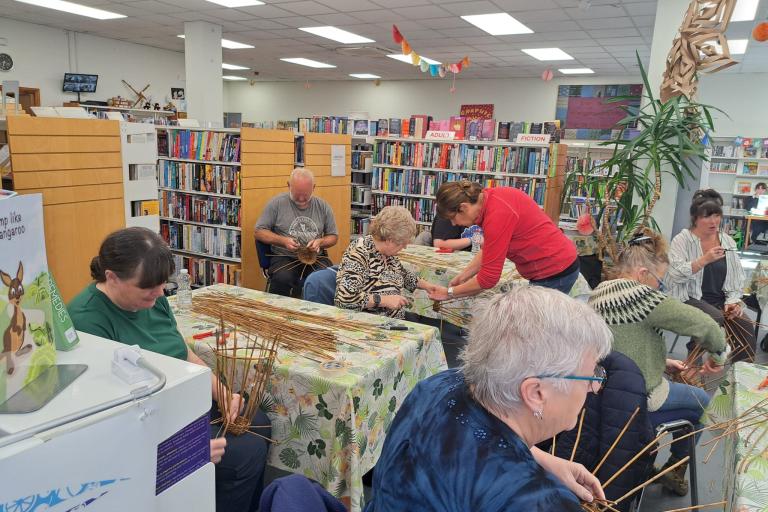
[562, 53, 725, 262]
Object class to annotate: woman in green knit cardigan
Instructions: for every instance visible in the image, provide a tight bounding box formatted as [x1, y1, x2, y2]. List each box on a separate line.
[588, 229, 727, 497]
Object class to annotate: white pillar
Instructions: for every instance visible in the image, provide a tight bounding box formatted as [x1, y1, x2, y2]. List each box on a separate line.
[184, 21, 222, 126]
[645, 0, 691, 239]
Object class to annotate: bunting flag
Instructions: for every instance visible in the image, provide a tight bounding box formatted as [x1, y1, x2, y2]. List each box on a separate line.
[392, 24, 470, 78]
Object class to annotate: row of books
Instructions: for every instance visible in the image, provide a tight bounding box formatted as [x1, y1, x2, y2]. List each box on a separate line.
[350, 217, 371, 236]
[128, 163, 156, 181]
[712, 144, 739, 158]
[354, 117, 561, 142]
[159, 191, 241, 227]
[352, 145, 373, 170]
[373, 141, 549, 174]
[173, 255, 241, 287]
[566, 155, 610, 176]
[742, 161, 768, 176]
[241, 120, 297, 131]
[158, 129, 241, 163]
[723, 217, 746, 239]
[158, 161, 241, 196]
[161, 222, 241, 260]
[710, 162, 737, 173]
[295, 136, 304, 164]
[372, 195, 436, 224]
[351, 186, 372, 204]
[352, 173, 372, 186]
[298, 116, 350, 134]
[131, 199, 159, 217]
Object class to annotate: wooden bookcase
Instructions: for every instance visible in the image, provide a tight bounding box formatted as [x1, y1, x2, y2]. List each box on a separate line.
[240, 130, 351, 291]
[370, 137, 567, 226]
[6, 116, 125, 301]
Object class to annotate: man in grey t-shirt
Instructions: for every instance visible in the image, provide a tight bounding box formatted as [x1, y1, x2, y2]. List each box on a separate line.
[254, 167, 338, 297]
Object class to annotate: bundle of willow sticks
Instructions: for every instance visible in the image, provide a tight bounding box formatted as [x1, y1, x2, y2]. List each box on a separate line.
[192, 291, 389, 361]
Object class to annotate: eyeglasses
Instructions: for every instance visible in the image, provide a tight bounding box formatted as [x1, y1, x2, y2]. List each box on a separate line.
[534, 365, 606, 395]
[647, 269, 666, 293]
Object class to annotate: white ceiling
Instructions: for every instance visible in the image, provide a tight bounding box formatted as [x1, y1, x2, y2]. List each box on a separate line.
[0, 0, 765, 80]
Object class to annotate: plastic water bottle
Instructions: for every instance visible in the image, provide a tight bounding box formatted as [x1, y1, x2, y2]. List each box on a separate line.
[471, 229, 483, 254]
[177, 269, 192, 313]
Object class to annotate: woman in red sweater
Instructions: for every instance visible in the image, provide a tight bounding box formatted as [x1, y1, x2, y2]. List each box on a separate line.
[429, 181, 579, 301]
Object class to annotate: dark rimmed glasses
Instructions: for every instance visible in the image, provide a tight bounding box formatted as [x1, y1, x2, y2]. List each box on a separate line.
[534, 365, 607, 394]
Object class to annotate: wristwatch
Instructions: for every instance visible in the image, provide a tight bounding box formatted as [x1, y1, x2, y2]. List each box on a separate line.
[372, 293, 381, 308]
[447, 286, 455, 299]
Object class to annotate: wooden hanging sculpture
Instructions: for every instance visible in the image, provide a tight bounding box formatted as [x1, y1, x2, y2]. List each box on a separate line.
[660, 0, 739, 102]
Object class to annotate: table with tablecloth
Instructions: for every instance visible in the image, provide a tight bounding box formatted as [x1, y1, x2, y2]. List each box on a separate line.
[398, 244, 592, 326]
[170, 284, 447, 512]
[703, 362, 768, 511]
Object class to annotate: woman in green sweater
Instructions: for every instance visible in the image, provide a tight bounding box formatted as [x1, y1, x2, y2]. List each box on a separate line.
[589, 229, 727, 496]
[68, 227, 270, 512]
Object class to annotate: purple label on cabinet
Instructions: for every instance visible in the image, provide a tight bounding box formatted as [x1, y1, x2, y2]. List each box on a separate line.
[155, 414, 210, 495]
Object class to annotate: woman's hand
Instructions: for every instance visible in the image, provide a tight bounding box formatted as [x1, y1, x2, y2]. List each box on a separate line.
[701, 356, 722, 375]
[379, 295, 411, 310]
[211, 438, 227, 464]
[701, 246, 726, 265]
[532, 448, 605, 502]
[724, 302, 743, 320]
[665, 359, 686, 373]
[428, 286, 449, 301]
[228, 393, 244, 422]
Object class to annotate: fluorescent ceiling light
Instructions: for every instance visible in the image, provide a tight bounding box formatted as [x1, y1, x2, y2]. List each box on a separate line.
[349, 73, 381, 79]
[280, 57, 336, 68]
[205, 0, 263, 6]
[460, 13, 534, 36]
[299, 26, 374, 44]
[387, 53, 441, 65]
[707, 38, 749, 54]
[522, 47, 574, 61]
[223, 75, 248, 81]
[732, 0, 759, 21]
[559, 67, 595, 74]
[222, 63, 249, 70]
[14, 0, 125, 19]
[178, 35, 254, 49]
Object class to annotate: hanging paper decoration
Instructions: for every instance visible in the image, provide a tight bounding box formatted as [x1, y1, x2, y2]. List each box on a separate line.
[576, 214, 596, 235]
[541, 69, 554, 81]
[391, 24, 470, 80]
[753, 21, 768, 41]
[734, 136, 744, 146]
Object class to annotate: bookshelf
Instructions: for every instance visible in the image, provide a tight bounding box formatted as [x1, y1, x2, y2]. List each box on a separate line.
[121, 122, 159, 231]
[368, 137, 567, 229]
[156, 126, 243, 288]
[6, 116, 126, 301]
[351, 137, 373, 239]
[239, 130, 351, 291]
[700, 136, 768, 240]
[79, 104, 175, 125]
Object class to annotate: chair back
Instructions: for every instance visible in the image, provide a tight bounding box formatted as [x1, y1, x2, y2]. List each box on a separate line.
[259, 475, 347, 512]
[256, 240, 272, 277]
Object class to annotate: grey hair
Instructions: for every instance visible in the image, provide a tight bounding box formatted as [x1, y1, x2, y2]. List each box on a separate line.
[290, 167, 315, 183]
[370, 206, 418, 246]
[461, 286, 612, 415]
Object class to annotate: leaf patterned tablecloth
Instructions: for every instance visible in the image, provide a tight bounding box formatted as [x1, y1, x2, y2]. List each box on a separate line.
[703, 362, 768, 511]
[170, 284, 448, 512]
[399, 244, 592, 326]
[750, 260, 768, 311]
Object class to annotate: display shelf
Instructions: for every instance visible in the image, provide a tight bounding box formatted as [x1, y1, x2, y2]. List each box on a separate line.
[379, 136, 549, 148]
[169, 248, 241, 263]
[159, 217, 241, 231]
[372, 190, 436, 199]
[157, 126, 240, 134]
[158, 156, 241, 167]
[158, 186, 240, 199]
[371, 162, 546, 179]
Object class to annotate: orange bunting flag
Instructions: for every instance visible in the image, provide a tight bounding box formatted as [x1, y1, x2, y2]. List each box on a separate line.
[401, 40, 411, 55]
[391, 24, 470, 76]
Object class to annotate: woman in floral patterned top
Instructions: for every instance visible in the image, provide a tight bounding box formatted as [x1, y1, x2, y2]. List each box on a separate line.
[335, 206, 439, 319]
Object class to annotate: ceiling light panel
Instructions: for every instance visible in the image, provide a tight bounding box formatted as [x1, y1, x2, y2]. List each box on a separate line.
[222, 63, 250, 70]
[731, 0, 759, 22]
[205, 0, 264, 7]
[14, 0, 125, 19]
[349, 73, 381, 79]
[280, 58, 336, 68]
[522, 48, 574, 61]
[387, 54, 441, 65]
[559, 68, 595, 74]
[299, 26, 374, 44]
[460, 13, 534, 36]
[223, 75, 248, 81]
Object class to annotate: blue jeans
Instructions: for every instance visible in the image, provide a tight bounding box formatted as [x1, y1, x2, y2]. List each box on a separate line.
[529, 266, 580, 294]
[652, 381, 710, 460]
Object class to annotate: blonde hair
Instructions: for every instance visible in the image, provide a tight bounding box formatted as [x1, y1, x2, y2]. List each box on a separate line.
[612, 228, 669, 277]
[370, 206, 418, 245]
[436, 180, 483, 218]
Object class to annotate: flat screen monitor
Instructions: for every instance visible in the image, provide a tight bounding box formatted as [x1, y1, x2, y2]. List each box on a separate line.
[63, 73, 98, 93]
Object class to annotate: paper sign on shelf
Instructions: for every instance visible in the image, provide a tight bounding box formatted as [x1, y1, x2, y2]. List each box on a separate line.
[515, 133, 551, 145]
[425, 130, 455, 141]
[331, 145, 346, 177]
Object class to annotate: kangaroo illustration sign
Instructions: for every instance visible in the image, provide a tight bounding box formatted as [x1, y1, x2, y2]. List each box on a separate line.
[0, 194, 79, 403]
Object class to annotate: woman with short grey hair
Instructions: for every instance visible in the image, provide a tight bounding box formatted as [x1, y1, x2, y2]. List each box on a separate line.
[335, 206, 438, 318]
[366, 286, 612, 512]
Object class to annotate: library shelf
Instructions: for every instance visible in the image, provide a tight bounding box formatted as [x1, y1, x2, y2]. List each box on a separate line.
[371, 163, 547, 179]
[159, 216, 241, 231]
[169, 248, 241, 263]
[158, 186, 241, 200]
[158, 156, 240, 167]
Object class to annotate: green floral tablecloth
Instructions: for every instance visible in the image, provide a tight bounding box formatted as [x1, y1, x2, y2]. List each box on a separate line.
[170, 284, 447, 512]
[399, 245, 592, 326]
[750, 260, 768, 311]
[703, 362, 768, 511]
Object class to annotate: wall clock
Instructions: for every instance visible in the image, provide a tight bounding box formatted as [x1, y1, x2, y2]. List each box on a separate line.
[0, 53, 13, 72]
